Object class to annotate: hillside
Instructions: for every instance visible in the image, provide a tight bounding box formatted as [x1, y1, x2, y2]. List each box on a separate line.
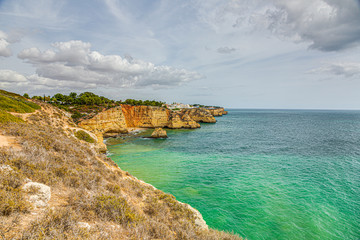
[0, 90, 241, 239]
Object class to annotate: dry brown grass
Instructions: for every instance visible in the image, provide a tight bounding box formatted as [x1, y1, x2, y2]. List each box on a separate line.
[0, 102, 243, 239]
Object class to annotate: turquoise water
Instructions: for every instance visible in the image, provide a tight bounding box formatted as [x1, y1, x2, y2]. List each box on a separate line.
[108, 109, 360, 240]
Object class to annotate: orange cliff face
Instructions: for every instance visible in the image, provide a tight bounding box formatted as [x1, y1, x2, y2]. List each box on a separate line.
[121, 105, 170, 128]
[77, 105, 202, 147]
[78, 106, 128, 134]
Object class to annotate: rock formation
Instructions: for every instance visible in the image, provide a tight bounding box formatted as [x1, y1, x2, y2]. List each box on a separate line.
[78, 106, 128, 134]
[23, 182, 51, 208]
[77, 105, 227, 149]
[121, 105, 170, 128]
[182, 108, 216, 123]
[151, 128, 168, 138]
[168, 112, 200, 129]
[78, 105, 201, 146]
[206, 107, 228, 116]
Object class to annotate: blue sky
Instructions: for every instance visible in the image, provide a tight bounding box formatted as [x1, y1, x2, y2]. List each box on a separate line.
[1, 0, 360, 109]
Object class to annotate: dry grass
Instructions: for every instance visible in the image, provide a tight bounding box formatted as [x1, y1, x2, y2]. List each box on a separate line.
[0, 98, 243, 239]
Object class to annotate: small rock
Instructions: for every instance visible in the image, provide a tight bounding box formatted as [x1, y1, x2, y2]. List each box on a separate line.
[78, 222, 91, 230]
[151, 128, 168, 138]
[23, 182, 51, 208]
[0, 165, 13, 172]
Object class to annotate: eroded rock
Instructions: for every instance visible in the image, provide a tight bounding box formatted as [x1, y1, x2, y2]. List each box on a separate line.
[23, 182, 51, 208]
[151, 128, 168, 138]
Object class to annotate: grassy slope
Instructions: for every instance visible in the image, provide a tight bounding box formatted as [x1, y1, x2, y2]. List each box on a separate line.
[0, 89, 40, 123]
[0, 91, 242, 239]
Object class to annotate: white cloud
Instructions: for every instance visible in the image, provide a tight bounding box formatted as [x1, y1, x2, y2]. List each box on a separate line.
[0, 69, 27, 88]
[311, 62, 360, 78]
[0, 69, 27, 82]
[0, 31, 12, 57]
[18, 40, 203, 90]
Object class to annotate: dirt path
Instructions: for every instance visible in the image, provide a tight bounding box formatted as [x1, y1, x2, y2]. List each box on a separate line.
[0, 134, 20, 149]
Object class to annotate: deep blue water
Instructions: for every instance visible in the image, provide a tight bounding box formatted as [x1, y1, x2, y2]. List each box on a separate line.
[108, 109, 360, 240]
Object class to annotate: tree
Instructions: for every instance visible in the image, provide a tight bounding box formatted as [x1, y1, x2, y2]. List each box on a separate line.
[69, 92, 77, 99]
[23, 93, 29, 99]
[54, 93, 65, 102]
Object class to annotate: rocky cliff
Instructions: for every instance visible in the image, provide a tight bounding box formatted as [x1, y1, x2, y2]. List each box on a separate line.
[78, 105, 201, 147]
[77, 105, 228, 149]
[121, 105, 170, 128]
[182, 108, 216, 123]
[207, 107, 228, 116]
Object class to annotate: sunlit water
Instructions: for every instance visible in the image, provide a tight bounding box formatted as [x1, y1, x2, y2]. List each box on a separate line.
[108, 109, 360, 240]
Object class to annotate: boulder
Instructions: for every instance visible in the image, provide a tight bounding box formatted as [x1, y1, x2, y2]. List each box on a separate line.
[151, 128, 168, 138]
[23, 182, 51, 208]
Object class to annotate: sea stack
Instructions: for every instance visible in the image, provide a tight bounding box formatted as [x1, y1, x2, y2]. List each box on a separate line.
[151, 128, 168, 138]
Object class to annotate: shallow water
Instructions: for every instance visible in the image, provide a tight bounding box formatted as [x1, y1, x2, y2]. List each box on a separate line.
[108, 109, 360, 240]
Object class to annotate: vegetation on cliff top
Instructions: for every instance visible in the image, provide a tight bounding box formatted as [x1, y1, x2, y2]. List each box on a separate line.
[0, 90, 40, 123]
[0, 89, 40, 113]
[30, 92, 165, 122]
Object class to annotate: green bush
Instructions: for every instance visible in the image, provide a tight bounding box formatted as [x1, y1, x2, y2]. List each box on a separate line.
[75, 130, 95, 143]
[0, 110, 24, 123]
[0, 95, 40, 113]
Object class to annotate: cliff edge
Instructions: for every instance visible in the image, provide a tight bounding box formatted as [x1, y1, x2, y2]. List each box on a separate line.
[0, 92, 240, 239]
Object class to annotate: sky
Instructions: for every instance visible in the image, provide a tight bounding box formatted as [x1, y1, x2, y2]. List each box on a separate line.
[1, 0, 360, 109]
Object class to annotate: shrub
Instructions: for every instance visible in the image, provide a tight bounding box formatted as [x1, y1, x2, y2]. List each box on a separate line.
[0, 95, 40, 113]
[95, 194, 139, 224]
[0, 110, 24, 123]
[0, 169, 31, 216]
[23, 208, 91, 239]
[75, 130, 95, 143]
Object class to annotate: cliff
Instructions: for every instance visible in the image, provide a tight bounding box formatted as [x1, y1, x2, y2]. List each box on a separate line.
[182, 108, 216, 123]
[78, 105, 201, 146]
[121, 105, 170, 128]
[0, 94, 241, 239]
[206, 107, 228, 116]
[76, 105, 227, 150]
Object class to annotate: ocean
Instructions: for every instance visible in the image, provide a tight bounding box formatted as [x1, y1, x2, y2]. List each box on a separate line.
[107, 109, 360, 240]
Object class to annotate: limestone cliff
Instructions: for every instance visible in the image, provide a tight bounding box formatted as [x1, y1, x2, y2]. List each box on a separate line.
[121, 105, 170, 128]
[206, 107, 228, 116]
[182, 108, 216, 123]
[78, 105, 201, 147]
[168, 112, 200, 129]
[78, 106, 128, 134]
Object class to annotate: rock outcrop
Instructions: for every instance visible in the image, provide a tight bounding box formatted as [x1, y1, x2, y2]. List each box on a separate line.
[78, 106, 128, 134]
[77, 105, 227, 149]
[168, 112, 200, 129]
[23, 182, 51, 208]
[182, 108, 216, 123]
[151, 128, 168, 138]
[78, 106, 128, 151]
[121, 105, 170, 128]
[206, 107, 228, 116]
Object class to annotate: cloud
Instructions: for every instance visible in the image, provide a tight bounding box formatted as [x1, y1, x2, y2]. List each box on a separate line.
[267, 0, 360, 51]
[0, 69, 27, 88]
[311, 62, 360, 78]
[0, 31, 12, 57]
[217, 47, 236, 54]
[0, 69, 27, 82]
[196, 0, 360, 52]
[18, 40, 203, 90]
